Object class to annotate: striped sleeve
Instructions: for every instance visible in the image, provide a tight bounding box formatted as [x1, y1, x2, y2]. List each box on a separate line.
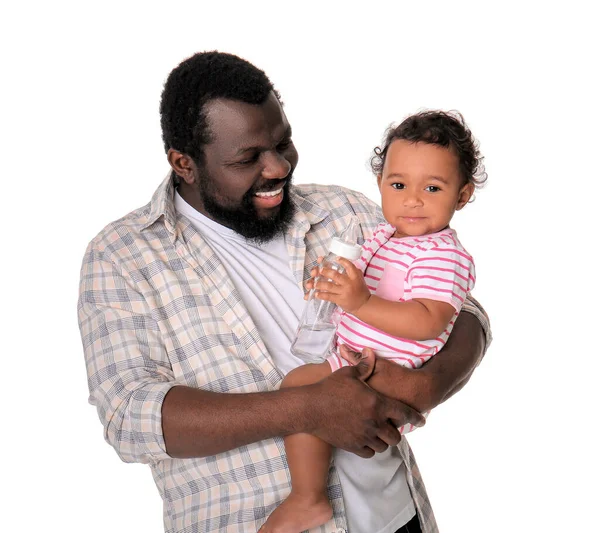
[355, 223, 395, 273]
[406, 243, 476, 311]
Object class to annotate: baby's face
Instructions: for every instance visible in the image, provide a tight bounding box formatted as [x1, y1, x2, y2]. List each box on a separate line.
[378, 140, 473, 238]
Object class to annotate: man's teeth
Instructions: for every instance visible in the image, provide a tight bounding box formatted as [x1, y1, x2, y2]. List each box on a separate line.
[255, 188, 283, 197]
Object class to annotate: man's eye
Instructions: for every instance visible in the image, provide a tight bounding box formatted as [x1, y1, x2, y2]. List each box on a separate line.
[425, 186, 441, 192]
[237, 155, 259, 165]
[391, 183, 405, 190]
[277, 139, 292, 151]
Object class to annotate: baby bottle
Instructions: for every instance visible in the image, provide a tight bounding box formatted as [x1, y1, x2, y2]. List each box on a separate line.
[291, 218, 362, 363]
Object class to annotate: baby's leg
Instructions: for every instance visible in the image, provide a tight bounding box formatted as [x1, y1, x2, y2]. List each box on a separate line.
[259, 362, 334, 533]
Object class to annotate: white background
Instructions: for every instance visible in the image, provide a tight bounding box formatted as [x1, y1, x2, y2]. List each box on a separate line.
[2, 1, 598, 531]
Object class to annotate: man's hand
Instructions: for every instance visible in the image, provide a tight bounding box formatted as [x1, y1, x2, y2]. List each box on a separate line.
[310, 257, 371, 314]
[306, 363, 424, 458]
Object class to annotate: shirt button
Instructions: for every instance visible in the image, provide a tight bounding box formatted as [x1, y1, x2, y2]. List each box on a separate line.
[336, 529, 347, 533]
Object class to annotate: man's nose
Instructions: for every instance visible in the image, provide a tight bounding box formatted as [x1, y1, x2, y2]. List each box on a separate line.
[262, 151, 291, 180]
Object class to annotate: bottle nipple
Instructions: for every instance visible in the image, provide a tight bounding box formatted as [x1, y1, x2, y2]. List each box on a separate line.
[328, 217, 362, 261]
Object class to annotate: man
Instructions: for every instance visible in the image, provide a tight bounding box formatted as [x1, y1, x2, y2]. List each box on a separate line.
[78, 51, 491, 533]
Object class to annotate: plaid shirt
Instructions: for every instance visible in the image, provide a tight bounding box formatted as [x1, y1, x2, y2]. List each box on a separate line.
[78, 174, 491, 533]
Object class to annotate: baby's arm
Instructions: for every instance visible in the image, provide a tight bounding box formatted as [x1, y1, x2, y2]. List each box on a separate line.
[355, 296, 454, 341]
[314, 257, 455, 341]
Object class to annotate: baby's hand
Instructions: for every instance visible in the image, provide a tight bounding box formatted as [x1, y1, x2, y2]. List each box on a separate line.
[303, 257, 324, 299]
[312, 257, 371, 314]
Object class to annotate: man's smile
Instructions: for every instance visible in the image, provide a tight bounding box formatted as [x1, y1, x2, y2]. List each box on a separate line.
[255, 187, 284, 198]
[253, 187, 284, 208]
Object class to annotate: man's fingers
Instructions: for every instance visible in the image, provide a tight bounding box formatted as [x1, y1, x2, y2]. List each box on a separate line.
[338, 346, 376, 379]
[356, 348, 376, 377]
[355, 446, 375, 459]
[359, 429, 396, 455]
[350, 350, 376, 381]
[376, 422, 402, 447]
[339, 344, 363, 365]
[315, 365, 424, 459]
[386, 400, 425, 430]
[367, 436, 390, 454]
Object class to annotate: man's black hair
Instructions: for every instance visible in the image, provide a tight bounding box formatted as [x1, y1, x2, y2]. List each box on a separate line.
[371, 110, 488, 189]
[159, 51, 278, 165]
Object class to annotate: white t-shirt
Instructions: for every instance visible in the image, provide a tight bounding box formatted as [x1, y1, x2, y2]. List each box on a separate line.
[175, 192, 416, 532]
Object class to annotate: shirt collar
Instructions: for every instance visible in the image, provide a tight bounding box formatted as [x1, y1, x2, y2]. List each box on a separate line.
[288, 187, 329, 227]
[140, 172, 178, 233]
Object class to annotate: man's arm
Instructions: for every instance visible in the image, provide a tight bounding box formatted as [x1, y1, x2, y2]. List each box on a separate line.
[342, 307, 487, 413]
[79, 244, 423, 463]
[161, 367, 424, 459]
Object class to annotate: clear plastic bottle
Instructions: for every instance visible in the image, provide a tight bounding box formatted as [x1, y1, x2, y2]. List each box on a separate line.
[291, 218, 362, 363]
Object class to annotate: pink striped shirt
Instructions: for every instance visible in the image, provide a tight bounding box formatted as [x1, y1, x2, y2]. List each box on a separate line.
[328, 223, 476, 432]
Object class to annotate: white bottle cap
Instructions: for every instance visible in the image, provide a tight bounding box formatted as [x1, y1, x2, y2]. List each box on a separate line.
[329, 236, 362, 261]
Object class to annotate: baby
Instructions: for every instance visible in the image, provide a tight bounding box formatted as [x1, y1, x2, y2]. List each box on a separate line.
[261, 110, 487, 533]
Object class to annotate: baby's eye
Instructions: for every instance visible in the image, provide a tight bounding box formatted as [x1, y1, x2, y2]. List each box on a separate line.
[391, 183, 405, 190]
[425, 185, 441, 192]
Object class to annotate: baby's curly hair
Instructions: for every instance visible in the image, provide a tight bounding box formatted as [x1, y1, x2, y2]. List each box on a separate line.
[160, 51, 278, 166]
[371, 110, 487, 189]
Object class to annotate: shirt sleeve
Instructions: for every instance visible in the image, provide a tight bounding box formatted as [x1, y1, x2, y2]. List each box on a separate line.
[406, 243, 476, 311]
[78, 242, 176, 464]
[462, 293, 493, 354]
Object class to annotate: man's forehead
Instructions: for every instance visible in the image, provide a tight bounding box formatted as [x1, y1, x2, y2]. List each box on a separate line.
[202, 93, 291, 154]
[204, 93, 287, 131]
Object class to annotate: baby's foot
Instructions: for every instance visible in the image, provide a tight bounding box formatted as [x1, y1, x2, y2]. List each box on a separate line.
[259, 493, 332, 533]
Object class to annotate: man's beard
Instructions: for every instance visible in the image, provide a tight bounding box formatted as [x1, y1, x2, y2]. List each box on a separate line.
[199, 178, 296, 244]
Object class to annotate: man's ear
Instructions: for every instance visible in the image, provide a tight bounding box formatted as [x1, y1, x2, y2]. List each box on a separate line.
[167, 149, 197, 185]
[456, 182, 475, 210]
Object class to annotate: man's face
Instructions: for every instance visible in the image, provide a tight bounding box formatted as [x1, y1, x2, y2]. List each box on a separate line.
[180, 92, 299, 243]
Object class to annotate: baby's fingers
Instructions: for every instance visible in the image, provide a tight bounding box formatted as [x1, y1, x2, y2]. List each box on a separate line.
[336, 257, 360, 278]
[304, 257, 324, 293]
[309, 256, 324, 278]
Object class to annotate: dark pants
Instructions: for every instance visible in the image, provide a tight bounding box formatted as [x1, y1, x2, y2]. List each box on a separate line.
[394, 513, 422, 533]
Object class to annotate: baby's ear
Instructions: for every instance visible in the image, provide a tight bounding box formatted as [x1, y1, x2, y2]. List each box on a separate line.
[456, 182, 475, 210]
[377, 174, 383, 188]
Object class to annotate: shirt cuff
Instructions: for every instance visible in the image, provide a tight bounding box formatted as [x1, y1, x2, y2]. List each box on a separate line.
[462, 293, 493, 353]
[100, 380, 178, 464]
